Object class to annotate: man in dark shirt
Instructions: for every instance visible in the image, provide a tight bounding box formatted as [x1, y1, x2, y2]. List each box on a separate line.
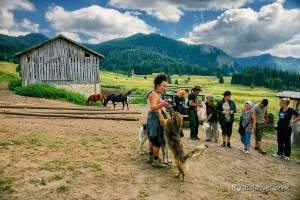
[188, 86, 203, 140]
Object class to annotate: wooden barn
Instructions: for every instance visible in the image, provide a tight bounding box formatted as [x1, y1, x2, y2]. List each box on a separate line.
[14, 34, 104, 97]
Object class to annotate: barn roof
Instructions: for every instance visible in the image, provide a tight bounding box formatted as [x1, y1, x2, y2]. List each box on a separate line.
[276, 91, 300, 100]
[14, 34, 104, 59]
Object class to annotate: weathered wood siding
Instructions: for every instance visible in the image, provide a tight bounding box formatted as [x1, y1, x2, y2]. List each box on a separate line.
[19, 38, 100, 86]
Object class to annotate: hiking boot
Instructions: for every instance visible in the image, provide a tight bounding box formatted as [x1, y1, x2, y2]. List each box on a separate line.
[227, 142, 233, 148]
[254, 147, 259, 151]
[221, 142, 226, 147]
[147, 155, 154, 163]
[152, 159, 166, 168]
[195, 137, 201, 140]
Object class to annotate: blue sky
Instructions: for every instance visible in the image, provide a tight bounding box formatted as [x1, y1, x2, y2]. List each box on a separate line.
[0, 0, 299, 58]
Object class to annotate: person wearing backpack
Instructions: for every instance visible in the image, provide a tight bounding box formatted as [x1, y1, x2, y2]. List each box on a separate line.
[239, 101, 256, 154]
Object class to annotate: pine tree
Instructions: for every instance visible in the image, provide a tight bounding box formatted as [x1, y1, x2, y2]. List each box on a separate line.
[175, 79, 179, 85]
[167, 74, 172, 84]
[219, 75, 224, 83]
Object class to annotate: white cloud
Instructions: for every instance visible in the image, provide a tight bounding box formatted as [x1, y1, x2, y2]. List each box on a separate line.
[87, 38, 100, 44]
[0, 0, 37, 36]
[180, 1, 300, 57]
[19, 19, 39, 32]
[45, 5, 156, 43]
[0, 28, 29, 36]
[41, 29, 51, 34]
[108, 0, 250, 22]
[58, 32, 82, 43]
[240, 34, 300, 58]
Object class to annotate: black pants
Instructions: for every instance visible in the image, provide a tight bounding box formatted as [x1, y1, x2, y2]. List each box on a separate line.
[276, 126, 292, 157]
[221, 122, 233, 137]
[189, 110, 199, 139]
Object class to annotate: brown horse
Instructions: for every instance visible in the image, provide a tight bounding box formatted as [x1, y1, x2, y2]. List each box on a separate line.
[86, 93, 106, 106]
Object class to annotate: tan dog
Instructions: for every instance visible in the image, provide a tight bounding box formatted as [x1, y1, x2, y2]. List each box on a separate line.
[158, 109, 207, 181]
[211, 128, 222, 140]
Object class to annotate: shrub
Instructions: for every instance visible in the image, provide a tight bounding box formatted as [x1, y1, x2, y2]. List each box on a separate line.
[8, 79, 22, 91]
[14, 83, 87, 105]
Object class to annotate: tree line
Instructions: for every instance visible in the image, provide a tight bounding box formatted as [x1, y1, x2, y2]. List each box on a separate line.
[231, 66, 300, 91]
[0, 33, 48, 64]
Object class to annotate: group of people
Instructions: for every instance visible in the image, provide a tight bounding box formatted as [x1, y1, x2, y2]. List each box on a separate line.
[146, 73, 300, 168]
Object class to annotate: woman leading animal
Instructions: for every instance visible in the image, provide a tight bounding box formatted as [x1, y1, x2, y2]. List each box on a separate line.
[146, 73, 171, 168]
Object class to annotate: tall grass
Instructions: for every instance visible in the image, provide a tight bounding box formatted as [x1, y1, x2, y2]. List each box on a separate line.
[0, 61, 20, 82]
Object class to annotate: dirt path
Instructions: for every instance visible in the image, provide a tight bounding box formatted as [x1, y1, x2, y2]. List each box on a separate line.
[0, 83, 299, 200]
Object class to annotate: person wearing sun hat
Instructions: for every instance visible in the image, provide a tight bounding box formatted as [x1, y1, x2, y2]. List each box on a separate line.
[216, 90, 237, 148]
[239, 101, 256, 154]
[188, 86, 203, 140]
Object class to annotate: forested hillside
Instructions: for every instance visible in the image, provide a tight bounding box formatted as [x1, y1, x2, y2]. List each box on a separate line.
[0, 33, 48, 63]
[85, 33, 241, 75]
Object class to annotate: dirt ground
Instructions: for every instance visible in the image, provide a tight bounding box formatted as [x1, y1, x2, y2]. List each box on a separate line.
[0, 82, 299, 200]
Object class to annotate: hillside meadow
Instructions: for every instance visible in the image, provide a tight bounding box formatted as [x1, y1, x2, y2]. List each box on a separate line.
[100, 70, 280, 122]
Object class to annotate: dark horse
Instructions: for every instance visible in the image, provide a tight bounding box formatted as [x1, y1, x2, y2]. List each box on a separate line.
[104, 91, 132, 110]
[86, 93, 106, 106]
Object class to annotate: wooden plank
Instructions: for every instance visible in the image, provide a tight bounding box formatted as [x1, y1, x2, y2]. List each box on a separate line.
[25, 110, 142, 115]
[0, 104, 112, 110]
[1, 111, 139, 121]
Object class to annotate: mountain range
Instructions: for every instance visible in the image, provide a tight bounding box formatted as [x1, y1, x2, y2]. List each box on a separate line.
[0, 33, 299, 74]
[233, 54, 300, 73]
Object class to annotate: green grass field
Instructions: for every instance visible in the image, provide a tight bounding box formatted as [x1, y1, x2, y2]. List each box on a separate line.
[100, 70, 281, 120]
[0, 61, 20, 82]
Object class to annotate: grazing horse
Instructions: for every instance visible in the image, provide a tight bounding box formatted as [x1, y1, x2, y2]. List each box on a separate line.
[86, 93, 106, 106]
[104, 91, 132, 110]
